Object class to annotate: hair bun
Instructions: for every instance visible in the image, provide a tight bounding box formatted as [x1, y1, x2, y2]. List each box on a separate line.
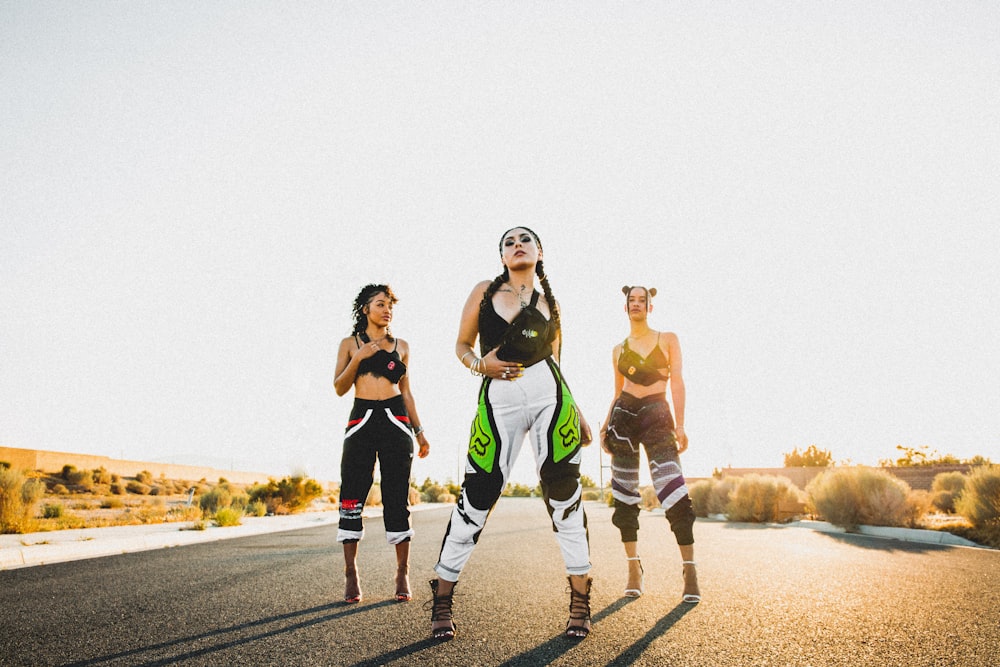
[648, 287, 657, 297]
[621, 285, 631, 295]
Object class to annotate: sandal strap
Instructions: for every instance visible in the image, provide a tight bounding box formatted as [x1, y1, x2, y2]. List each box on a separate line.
[429, 579, 455, 621]
[567, 577, 592, 621]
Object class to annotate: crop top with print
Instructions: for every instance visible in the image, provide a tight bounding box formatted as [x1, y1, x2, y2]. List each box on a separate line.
[355, 333, 406, 384]
[479, 289, 556, 367]
[617, 333, 670, 386]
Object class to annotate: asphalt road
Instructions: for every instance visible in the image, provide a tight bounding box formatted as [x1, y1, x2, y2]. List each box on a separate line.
[1, 499, 997, 667]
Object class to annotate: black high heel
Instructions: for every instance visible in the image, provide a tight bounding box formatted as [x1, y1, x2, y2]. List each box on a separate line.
[429, 579, 457, 641]
[565, 576, 592, 639]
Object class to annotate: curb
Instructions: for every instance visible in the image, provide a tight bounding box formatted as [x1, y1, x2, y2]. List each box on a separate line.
[0, 512, 339, 570]
[788, 519, 981, 548]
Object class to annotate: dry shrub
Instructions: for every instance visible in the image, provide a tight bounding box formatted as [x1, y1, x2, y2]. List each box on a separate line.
[806, 466, 919, 531]
[640, 486, 659, 511]
[365, 484, 382, 507]
[214, 507, 243, 527]
[0, 468, 45, 534]
[726, 474, 804, 523]
[689, 480, 715, 517]
[408, 487, 422, 506]
[955, 465, 1000, 528]
[421, 484, 448, 503]
[582, 490, 602, 501]
[436, 492, 456, 503]
[708, 477, 736, 515]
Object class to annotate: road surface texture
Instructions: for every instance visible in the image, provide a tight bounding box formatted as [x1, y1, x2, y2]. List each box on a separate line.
[1, 499, 997, 666]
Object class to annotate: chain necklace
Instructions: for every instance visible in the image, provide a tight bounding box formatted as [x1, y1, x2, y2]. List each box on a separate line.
[504, 282, 531, 308]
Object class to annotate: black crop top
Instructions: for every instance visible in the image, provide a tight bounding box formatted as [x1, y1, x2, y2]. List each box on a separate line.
[479, 290, 556, 367]
[617, 334, 669, 386]
[355, 334, 406, 383]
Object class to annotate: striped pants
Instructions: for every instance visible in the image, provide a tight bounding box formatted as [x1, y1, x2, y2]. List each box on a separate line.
[608, 392, 695, 545]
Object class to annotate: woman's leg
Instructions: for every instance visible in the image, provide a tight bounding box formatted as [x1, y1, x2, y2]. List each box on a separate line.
[338, 406, 378, 602]
[434, 379, 525, 582]
[377, 402, 416, 545]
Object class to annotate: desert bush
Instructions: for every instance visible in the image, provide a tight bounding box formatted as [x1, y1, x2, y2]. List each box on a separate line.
[126, 481, 151, 495]
[421, 484, 448, 503]
[726, 474, 804, 523]
[366, 484, 382, 507]
[214, 507, 243, 527]
[102, 497, 125, 509]
[135, 505, 168, 524]
[408, 487, 421, 505]
[136, 470, 154, 484]
[689, 479, 715, 517]
[92, 467, 112, 485]
[42, 502, 64, 519]
[110, 482, 125, 495]
[582, 490, 602, 501]
[640, 486, 660, 511]
[167, 505, 203, 522]
[199, 486, 233, 515]
[931, 471, 967, 513]
[246, 500, 267, 517]
[52, 483, 69, 495]
[66, 469, 91, 486]
[436, 492, 456, 503]
[504, 483, 534, 497]
[955, 465, 1000, 528]
[61, 464, 77, 480]
[708, 477, 737, 515]
[248, 476, 324, 513]
[0, 469, 46, 533]
[806, 467, 921, 531]
[0, 461, 9, 470]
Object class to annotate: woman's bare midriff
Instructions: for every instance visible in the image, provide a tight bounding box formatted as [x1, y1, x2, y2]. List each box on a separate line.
[354, 375, 403, 401]
[621, 378, 669, 400]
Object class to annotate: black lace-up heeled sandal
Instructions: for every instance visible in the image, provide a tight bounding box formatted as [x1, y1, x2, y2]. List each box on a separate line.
[565, 576, 592, 639]
[429, 579, 457, 641]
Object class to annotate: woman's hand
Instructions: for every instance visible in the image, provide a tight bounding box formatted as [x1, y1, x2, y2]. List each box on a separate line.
[416, 432, 430, 459]
[356, 339, 381, 361]
[676, 427, 689, 454]
[599, 423, 610, 454]
[481, 349, 523, 381]
[579, 413, 593, 447]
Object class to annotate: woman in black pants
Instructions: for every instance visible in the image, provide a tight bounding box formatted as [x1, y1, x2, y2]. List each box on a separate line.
[600, 285, 700, 604]
[333, 284, 430, 604]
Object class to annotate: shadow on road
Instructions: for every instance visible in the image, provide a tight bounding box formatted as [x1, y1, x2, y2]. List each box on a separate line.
[816, 531, 954, 553]
[63, 600, 397, 667]
[602, 602, 694, 666]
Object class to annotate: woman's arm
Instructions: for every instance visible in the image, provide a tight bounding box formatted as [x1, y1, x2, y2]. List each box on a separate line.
[600, 344, 626, 452]
[397, 339, 430, 459]
[333, 335, 378, 397]
[665, 332, 688, 453]
[454, 281, 521, 380]
[455, 281, 489, 369]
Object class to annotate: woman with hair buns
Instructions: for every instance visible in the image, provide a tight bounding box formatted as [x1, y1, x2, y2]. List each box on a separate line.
[333, 284, 430, 605]
[429, 227, 594, 641]
[600, 285, 700, 604]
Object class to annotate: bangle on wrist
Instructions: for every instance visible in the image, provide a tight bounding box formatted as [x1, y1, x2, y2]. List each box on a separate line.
[460, 351, 475, 367]
[413, 425, 425, 437]
[676, 425, 685, 431]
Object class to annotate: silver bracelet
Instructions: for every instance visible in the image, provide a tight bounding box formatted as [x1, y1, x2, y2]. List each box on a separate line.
[460, 350, 476, 366]
[413, 425, 425, 437]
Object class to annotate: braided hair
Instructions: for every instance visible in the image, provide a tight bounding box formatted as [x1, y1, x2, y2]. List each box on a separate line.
[480, 227, 561, 333]
[350, 283, 398, 340]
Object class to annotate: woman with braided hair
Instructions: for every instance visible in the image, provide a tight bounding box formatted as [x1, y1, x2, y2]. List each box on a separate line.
[600, 285, 700, 604]
[429, 227, 594, 641]
[333, 284, 430, 604]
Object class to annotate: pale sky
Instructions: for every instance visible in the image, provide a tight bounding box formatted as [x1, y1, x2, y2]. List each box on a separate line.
[3, 2, 998, 488]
